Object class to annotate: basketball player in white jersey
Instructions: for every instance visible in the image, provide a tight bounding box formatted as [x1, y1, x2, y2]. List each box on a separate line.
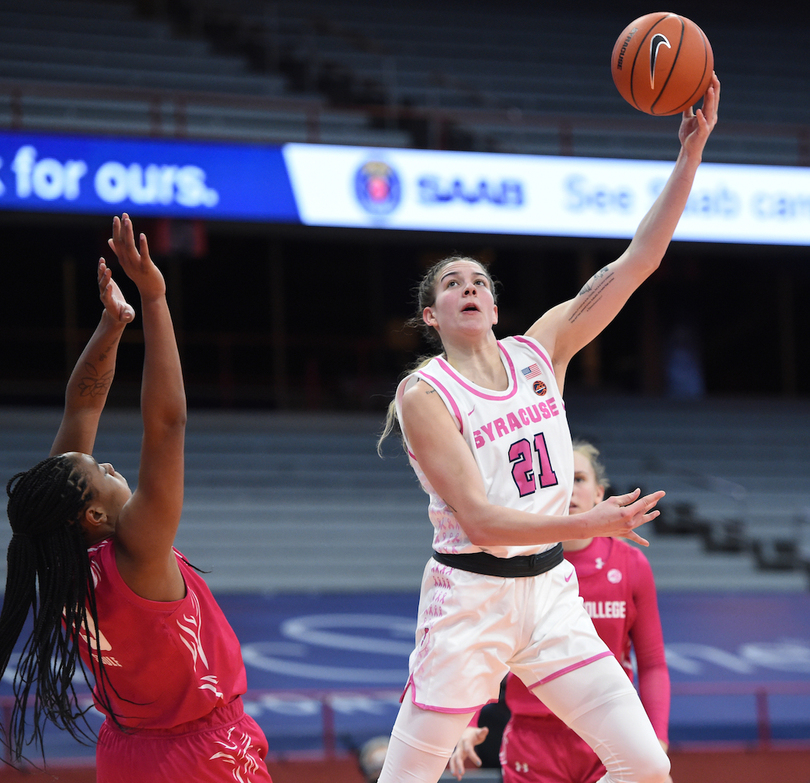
[376, 74, 719, 783]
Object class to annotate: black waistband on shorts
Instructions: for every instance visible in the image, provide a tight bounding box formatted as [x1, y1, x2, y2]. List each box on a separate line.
[431, 542, 564, 578]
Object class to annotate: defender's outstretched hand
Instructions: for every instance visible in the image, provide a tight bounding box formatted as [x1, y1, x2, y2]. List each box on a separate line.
[107, 213, 165, 301]
[98, 258, 135, 323]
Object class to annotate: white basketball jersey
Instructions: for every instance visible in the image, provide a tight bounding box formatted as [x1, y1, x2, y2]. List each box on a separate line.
[396, 335, 574, 559]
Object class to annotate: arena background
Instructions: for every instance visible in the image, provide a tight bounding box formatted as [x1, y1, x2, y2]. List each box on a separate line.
[1, 1, 810, 781]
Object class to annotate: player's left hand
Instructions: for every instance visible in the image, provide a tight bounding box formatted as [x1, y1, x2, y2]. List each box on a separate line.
[98, 258, 135, 323]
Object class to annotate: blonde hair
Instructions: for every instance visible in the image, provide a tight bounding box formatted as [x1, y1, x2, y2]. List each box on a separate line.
[377, 355, 435, 455]
[572, 439, 610, 491]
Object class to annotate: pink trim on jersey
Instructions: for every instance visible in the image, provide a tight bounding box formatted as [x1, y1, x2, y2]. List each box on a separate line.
[432, 344, 519, 402]
[527, 651, 613, 690]
[402, 677, 495, 714]
[417, 371, 465, 432]
[512, 335, 554, 376]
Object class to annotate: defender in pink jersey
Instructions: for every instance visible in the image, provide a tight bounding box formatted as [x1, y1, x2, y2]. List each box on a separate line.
[0, 215, 271, 781]
[377, 76, 718, 783]
[450, 443, 672, 783]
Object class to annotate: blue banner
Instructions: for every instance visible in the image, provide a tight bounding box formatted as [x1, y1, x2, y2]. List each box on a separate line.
[5, 130, 810, 245]
[0, 131, 299, 223]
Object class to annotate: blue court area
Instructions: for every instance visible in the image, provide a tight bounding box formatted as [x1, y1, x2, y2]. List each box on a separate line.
[2, 591, 810, 764]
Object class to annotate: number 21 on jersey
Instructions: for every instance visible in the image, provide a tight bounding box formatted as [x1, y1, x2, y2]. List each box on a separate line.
[508, 432, 558, 497]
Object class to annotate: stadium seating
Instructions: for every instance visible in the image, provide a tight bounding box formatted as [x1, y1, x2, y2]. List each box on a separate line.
[0, 0, 413, 147]
[566, 395, 810, 590]
[1, 400, 807, 593]
[178, 0, 810, 163]
[2, 0, 810, 163]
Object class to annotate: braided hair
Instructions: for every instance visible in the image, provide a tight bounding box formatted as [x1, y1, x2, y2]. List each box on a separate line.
[0, 454, 119, 762]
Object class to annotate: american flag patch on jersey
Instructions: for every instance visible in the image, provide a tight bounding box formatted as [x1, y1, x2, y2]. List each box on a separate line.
[521, 363, 541, 380]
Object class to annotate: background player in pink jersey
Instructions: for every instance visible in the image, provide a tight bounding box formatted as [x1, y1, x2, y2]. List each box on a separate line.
[0, 215, 272, 781]
[377, 76, 718, 783]
[449, 440, 673, 783]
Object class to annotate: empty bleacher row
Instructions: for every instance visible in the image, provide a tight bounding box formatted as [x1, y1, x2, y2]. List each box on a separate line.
[184, 0, 810, 163]
[565, 395, 810, 589]
[0, 0, 413, 147]
[0, 399, 807, 594]
[0, 84, 413, 147]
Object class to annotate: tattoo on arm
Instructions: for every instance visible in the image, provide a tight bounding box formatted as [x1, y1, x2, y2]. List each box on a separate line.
[98, 339, 117, 363]
[77, 362, 114, 398]
[568, 266, 616, 324]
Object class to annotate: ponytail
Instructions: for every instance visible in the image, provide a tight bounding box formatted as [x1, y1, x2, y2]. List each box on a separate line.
[377, 355, 438, 455]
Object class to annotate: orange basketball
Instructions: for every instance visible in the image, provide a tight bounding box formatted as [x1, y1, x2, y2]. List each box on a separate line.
[611, 12, 714, 116]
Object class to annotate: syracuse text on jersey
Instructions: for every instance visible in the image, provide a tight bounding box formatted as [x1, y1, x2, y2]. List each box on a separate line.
[472, 397, 562, 449]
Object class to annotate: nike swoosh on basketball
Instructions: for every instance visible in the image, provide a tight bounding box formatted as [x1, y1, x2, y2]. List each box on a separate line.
[649, 33, 671, 87]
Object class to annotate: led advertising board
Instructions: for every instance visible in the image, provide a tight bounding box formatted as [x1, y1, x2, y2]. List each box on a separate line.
[2, 130, 809, 245]
[283, 143, 810, 245]
[0, 131, 299, 223]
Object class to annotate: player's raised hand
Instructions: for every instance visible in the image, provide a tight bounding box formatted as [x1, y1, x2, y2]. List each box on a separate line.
[107, 213, 165, 301]
[679, 72, 720, 152]
[98, 258, 135, 324]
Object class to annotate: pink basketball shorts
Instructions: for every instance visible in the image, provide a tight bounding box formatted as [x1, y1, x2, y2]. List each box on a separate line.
[95, 697, 273, 782]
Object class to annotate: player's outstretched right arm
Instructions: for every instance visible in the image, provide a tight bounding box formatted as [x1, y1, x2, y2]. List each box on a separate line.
[107, 213, 187, 602]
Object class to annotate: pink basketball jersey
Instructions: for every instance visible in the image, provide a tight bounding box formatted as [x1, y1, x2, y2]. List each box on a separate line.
[81, 539, 248, 730]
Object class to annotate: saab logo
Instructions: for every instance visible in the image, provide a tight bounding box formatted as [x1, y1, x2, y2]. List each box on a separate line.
[418, 176, 524, 206]
[532, 380, 547, 396]
[354, 160, 401, 215]
[649, 33, 671, 88]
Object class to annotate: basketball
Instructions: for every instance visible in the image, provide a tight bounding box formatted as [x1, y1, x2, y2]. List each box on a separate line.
[611, 12, 714, 116]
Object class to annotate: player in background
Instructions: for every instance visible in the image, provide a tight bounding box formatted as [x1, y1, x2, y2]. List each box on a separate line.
[0, 215, 273, 781]
[449, 441, 673, 783]
[376, 75, 718, 783]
